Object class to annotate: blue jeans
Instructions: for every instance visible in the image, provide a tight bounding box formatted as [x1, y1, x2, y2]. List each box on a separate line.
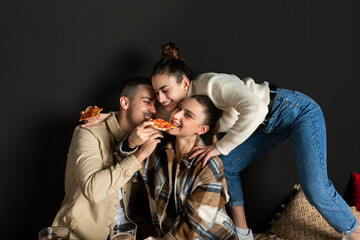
[220, 88, 358, 233]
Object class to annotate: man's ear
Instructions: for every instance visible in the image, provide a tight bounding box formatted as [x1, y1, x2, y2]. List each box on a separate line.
[120, 96, 130, 110]
[196, 125, 210, 136]
[181, 75, 190, 91]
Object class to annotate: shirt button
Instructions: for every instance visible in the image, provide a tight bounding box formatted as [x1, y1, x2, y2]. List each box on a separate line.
[124, 191, 126, 194]
[115, 204, 118, 208]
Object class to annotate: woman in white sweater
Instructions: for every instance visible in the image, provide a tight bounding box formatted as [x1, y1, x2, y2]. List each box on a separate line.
[150, 42, 359, 240]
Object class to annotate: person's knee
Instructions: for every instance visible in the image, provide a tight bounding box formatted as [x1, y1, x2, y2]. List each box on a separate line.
[302, 183, 339, 208]
[224, 170, 240, 182]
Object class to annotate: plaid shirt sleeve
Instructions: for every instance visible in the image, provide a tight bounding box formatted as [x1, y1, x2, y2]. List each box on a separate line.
[163, 158, 230, 240]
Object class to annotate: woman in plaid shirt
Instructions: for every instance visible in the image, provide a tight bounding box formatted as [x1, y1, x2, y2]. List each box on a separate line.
[118, 95, 238, 240]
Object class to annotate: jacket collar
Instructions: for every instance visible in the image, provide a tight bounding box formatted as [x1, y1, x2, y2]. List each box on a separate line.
[105, 112, 125, 142]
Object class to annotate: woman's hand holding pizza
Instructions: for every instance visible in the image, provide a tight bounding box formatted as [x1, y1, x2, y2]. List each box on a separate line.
[79, 106, 111, 128]
[81, 113, 112, 127]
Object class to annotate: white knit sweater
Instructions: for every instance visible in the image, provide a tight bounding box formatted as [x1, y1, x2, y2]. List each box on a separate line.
[157, 72, 271, 155]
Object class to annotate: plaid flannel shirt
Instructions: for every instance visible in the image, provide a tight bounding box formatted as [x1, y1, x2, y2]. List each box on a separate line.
[117, 138, 238, 240]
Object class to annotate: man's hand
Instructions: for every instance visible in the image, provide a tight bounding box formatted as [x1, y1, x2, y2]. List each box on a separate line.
[190, 145, 221, 168]
[134, 135, 163, 163]
[128, 121, 162, 148]
[81, 113, 112, 128]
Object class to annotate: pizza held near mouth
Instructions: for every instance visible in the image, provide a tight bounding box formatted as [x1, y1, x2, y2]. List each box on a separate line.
[150, 118, 177, 131]
[79, 106, 103, 121]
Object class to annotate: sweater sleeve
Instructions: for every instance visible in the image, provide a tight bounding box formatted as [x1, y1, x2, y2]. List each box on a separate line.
[193, 73, 268, 155]
[68, 127, 141, 203]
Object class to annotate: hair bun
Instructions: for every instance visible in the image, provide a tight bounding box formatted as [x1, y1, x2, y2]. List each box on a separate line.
[161, 42, 181, 60]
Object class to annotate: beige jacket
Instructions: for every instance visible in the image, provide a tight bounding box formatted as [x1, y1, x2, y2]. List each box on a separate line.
[53, 113, 142, 240]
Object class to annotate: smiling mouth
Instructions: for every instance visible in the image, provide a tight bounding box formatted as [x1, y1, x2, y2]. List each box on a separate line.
[144, 113, 154, 120]
[171, 120, 181, 128]
[162, 101, 172, 107]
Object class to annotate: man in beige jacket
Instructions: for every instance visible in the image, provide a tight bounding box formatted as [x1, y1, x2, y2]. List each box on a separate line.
[53, 76, 161, 240]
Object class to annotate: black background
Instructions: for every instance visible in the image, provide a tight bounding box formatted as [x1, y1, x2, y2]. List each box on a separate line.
[1, 1, 359, 238]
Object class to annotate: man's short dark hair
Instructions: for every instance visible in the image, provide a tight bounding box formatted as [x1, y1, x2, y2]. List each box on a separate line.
[119, 76, 151, 100]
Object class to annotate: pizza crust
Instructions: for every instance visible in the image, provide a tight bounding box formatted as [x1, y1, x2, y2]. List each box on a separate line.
[151, 125, 168, 131]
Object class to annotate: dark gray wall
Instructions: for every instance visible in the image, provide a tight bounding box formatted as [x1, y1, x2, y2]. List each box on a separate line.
[1, 1, 359, 238]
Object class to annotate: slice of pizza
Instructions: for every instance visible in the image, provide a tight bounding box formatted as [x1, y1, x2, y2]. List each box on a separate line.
[151, 118, 177, 131]
[79, 106, 103, 121]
